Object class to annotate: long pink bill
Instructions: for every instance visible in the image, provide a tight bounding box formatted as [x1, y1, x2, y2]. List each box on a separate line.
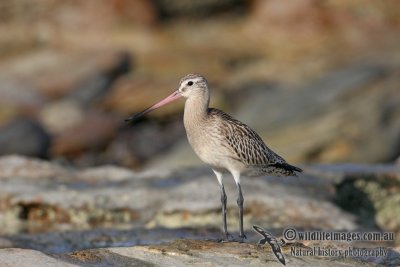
[125, 90, 182, 124]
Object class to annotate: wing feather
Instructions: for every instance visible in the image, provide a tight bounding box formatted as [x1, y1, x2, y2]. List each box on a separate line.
[208, 108, 301, 176]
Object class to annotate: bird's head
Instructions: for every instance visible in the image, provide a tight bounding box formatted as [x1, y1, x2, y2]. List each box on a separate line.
[125, 73, 208, 123]
[178, 74, 208, 99]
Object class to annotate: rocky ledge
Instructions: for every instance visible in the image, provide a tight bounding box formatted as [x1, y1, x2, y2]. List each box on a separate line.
[2, 239, 398, 267]
[0, 155, 399, 266]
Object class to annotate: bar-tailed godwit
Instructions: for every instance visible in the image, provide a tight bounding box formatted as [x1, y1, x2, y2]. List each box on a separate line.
[126, 74, 302, 241]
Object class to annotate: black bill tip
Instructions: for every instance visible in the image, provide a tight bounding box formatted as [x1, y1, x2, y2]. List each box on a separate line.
[124, 117, 135, 124]
[124, 107, 151, 125]
[124, 115, 140, 124]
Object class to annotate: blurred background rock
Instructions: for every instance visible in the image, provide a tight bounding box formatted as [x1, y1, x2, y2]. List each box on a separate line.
[0, 1, 400, 263]
[0, 0, 399, 168]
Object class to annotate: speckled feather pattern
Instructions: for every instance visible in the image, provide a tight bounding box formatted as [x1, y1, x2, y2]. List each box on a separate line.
[206, 108, 301, 176]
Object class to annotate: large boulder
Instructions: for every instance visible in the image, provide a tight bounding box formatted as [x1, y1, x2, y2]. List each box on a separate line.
[0, 118, 51, 158]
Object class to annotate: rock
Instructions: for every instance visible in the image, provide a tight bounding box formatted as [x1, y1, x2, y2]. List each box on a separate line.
[314, 164, 400, 241]
[0, 157, 357, 236]
[145, 138, 200, 169]
[33, 51, 132, 160]
[50, 112, 119, 157]
[0, 118, 51, 158]
[0, 161, 393, 245]
[0, 50, 130, 101]
[0, 155, 356, 236]
[102, 75, 184, 117]
[0, 239, 393, 267]
[0, 248, 79, 267]
[154, 0, 248, 19]
[309, 164, 400, 247]
[3, 227, 221, 254]
[234, 64, 400, 163]
[112, 0, 159, 26]
[0, 78, 45, 124]
[39, 100, 85, 135]
[251, 0, 321, 28]
[104, 119, 185, 167]
[0, 156, 398, 265]
[0, 155, 67, 179]
[0, 237, 13, 248]
[0, 79, 44, 110]
[67, 52, 131, 106]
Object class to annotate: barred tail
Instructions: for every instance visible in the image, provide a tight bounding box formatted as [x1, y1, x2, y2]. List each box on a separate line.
[267, 162, 302, 176]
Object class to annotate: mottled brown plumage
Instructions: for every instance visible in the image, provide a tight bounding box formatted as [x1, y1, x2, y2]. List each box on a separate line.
[126, 73, 302, 242]
[206, 108, 301, 176]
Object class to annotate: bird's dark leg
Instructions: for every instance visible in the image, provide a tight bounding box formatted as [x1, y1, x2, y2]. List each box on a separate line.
[213, 170, 232, 241]
[219, 183, 231, 241]
[236, 183, 247, 242]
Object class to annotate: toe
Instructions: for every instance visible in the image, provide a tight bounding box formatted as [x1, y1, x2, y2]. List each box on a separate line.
[218, 232, 235, 242]
[225, 232, 234, 241]
[239, 234, 247, 243]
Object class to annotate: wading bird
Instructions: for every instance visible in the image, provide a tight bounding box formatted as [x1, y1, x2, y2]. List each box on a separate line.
[126, 74, 302, 242]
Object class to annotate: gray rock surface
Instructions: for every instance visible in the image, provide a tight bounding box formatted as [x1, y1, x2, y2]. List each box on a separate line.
[1, 239, 394, 267]
[0, 248, 79, 267]
[0, 155, 356, 236]
[0, 156, 398, 266]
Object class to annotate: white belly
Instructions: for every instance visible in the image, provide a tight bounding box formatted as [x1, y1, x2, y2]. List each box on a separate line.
[186, 130, 245, 173]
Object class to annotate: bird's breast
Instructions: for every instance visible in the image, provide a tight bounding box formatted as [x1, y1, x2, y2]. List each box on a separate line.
[184, 123, 214, 160]
[184, 121, 244, 172]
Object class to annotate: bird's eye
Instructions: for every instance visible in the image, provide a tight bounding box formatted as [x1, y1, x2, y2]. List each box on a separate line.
[187, 81, 193, 86]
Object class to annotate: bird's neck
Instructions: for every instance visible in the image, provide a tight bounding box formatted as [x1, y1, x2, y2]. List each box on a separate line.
[184, 91, 210, 127]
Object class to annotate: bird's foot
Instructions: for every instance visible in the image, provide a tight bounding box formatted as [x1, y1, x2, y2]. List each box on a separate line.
[238, 234, 247, 243]
[217, 232, 234, 243]
[224, 232, 235, 242]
